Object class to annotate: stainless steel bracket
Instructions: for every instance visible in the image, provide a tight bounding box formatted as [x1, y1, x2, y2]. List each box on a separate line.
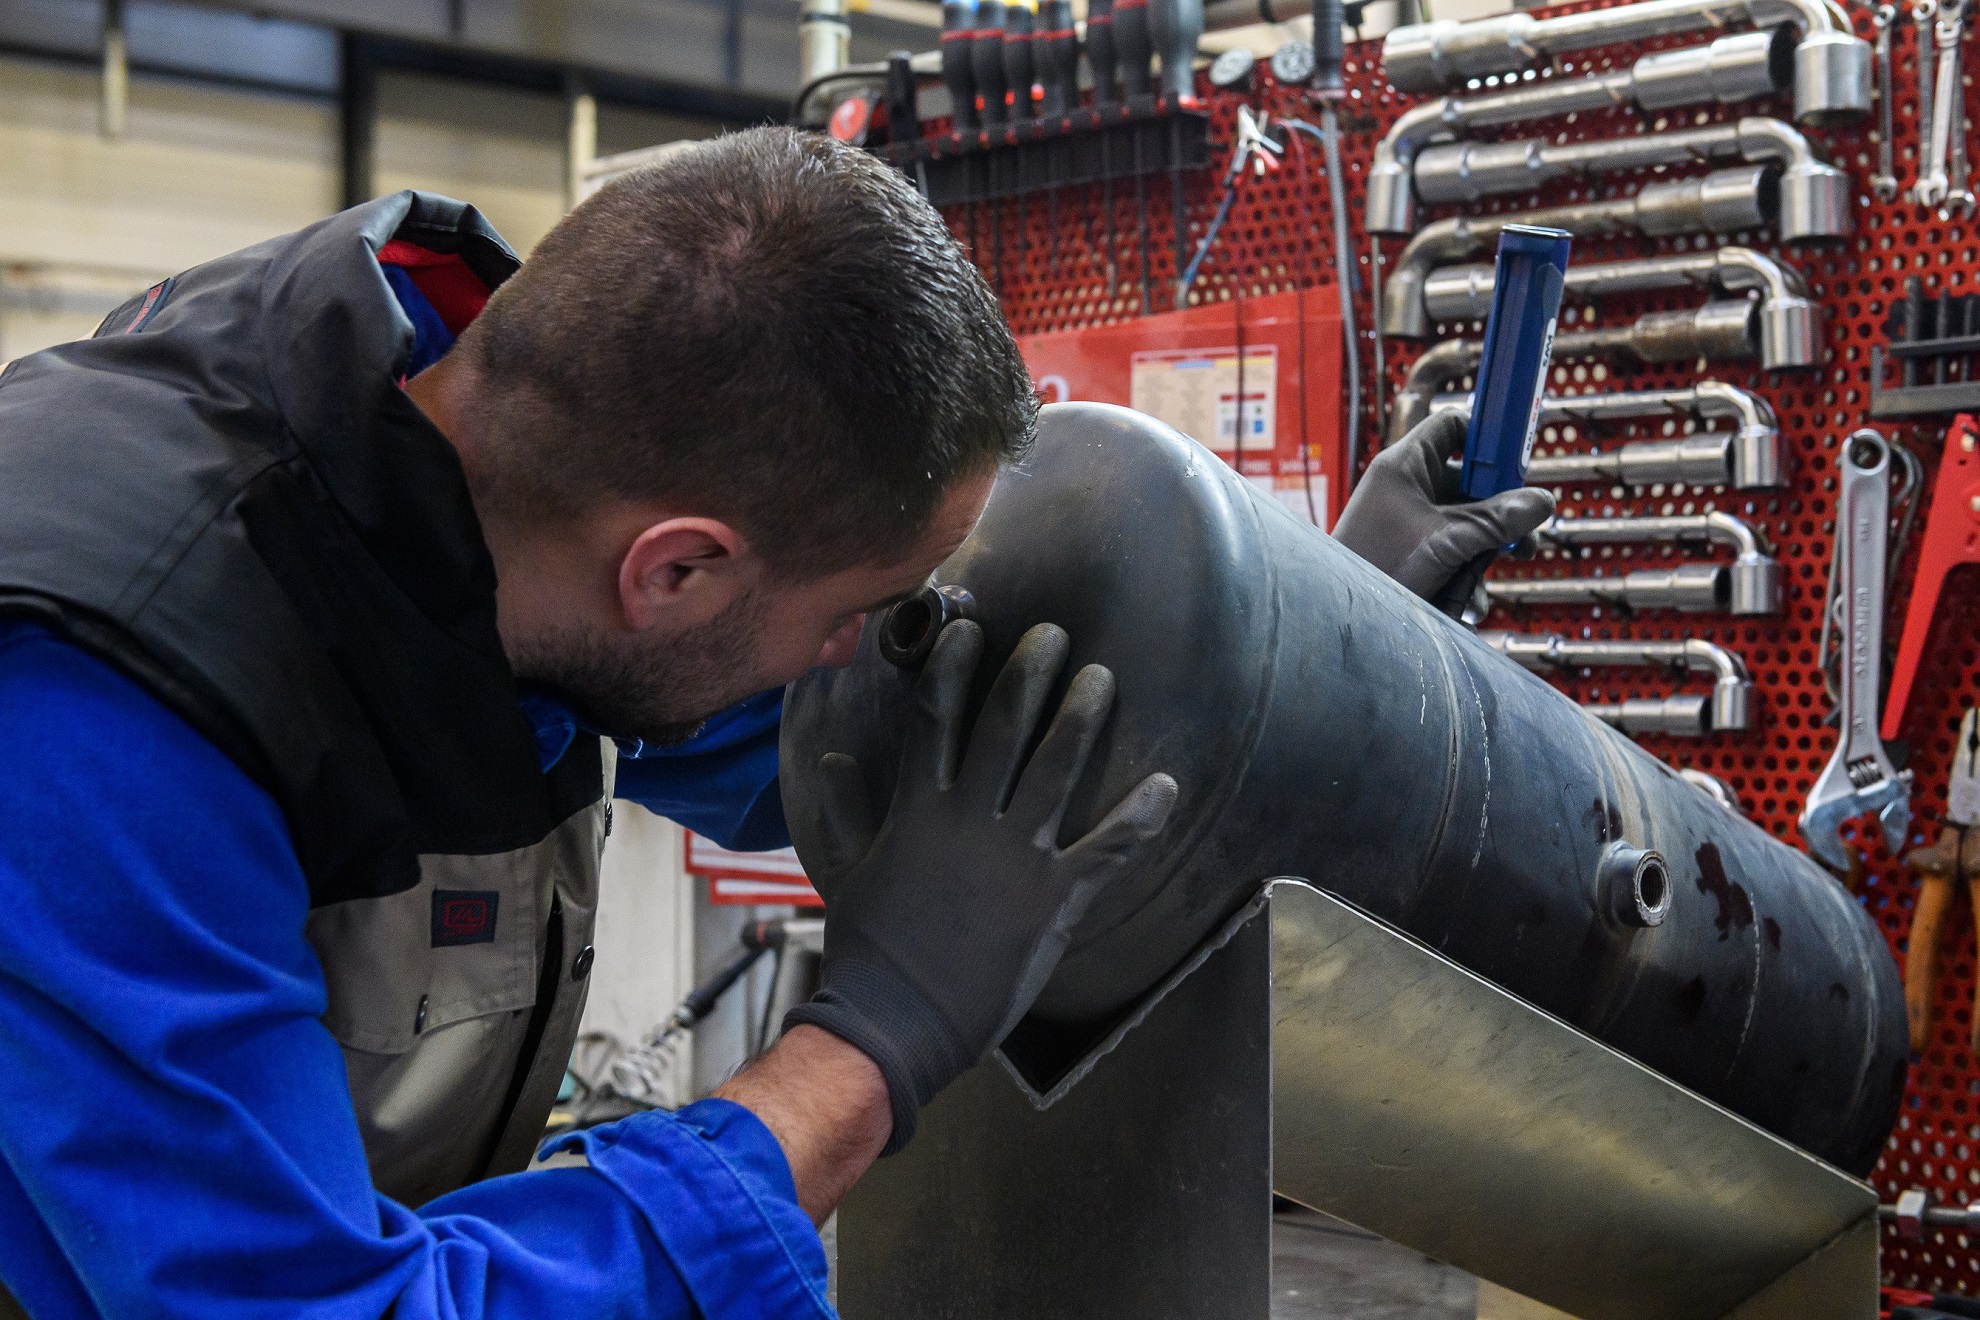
[836, 879, 1882, 1319]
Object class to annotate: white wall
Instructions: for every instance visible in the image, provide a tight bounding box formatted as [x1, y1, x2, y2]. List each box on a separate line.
[582, 802, 802, 1106]
[0, 53, 725, 365]
[0, 56, 337, 361]
[584, 803, 700, 1108]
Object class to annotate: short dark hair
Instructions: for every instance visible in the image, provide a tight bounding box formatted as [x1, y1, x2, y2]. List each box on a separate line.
[457, 126, 1034, 574]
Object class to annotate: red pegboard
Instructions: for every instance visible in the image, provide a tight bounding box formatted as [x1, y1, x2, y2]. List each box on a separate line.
[937, 2, 1980, 1291]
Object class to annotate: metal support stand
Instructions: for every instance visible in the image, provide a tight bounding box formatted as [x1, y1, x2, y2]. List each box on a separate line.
[838, 880, 1881, 1320]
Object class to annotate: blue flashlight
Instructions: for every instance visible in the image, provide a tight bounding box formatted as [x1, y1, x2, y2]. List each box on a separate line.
[1460, 225, 1572, 501]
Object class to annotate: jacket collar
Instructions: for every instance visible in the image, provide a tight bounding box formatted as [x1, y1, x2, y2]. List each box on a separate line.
[258, 191, 521, 659]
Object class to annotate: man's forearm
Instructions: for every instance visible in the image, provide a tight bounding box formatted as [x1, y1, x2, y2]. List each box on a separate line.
[714, 1023, 892, 1224]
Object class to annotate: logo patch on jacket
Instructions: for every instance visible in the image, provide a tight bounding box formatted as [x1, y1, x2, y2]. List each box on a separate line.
[431, 889, 499, 947]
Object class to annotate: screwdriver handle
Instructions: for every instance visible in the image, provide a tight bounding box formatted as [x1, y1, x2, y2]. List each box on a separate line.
[974, 0, 1010, 123]
[1312, 0, 1345, 97]
[1004, 0, 1038, 120]
[883, 50, 921, 143]
[1086, 0, 1119, 104]
[1039, 0, 1078, 115]
[941, 0, 980, 130]
[1114, 0, 1153, 99]
[1150, 0, 1203, 102]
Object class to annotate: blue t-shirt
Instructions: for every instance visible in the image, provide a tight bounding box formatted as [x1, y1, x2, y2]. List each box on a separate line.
[0, 622, 830, 1318]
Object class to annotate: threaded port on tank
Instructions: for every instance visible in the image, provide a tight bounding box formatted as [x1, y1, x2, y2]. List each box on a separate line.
[1601, 842, 1672, 929]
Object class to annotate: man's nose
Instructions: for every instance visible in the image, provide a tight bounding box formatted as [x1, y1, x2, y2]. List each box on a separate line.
[814, 615, 865, 669]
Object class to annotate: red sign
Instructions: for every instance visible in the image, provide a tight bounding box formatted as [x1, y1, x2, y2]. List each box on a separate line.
[1018, 290, 1345, 527]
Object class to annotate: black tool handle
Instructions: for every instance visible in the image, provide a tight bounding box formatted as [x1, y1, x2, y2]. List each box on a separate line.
[1086, 0, 1119, 103]
[1903, 275, 1925, 386]
[974, 0, 1010, 123]
[1004, 0, 1037, 119]
[883, 50, 921, 144]
[678, 944, 768, 1026]
[1939, 291, 1955, 384]
[1153, 0, 1203, 102]
[1039, 0, 1078, 115]
[941, 0, 980, 130]
[1114, 0, 1153, 98]
[1312, 0, 1345, 97]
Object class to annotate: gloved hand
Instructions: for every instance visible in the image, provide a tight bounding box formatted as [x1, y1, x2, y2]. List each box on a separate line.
[784, 619, 1178, 1154]
[1331, 409, 1556, 617]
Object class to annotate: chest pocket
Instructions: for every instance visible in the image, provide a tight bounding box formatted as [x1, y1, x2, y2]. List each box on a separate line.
[310, 850, 543, 1056]
[304, 804, 605, 1205]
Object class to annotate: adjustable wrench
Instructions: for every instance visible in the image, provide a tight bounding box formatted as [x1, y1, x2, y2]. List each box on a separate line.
[1915, 0, 1941, 204]
[1801, 430, 1914, 872]
[1920, 0, 1965, 206]
[1877, 5, 1901, 201]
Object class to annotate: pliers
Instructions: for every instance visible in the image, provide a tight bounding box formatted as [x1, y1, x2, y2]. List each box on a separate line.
[1904, 708, 1980, 1052]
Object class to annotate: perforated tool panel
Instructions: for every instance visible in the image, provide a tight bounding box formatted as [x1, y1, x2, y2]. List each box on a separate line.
[934, 1, 1980, 1289]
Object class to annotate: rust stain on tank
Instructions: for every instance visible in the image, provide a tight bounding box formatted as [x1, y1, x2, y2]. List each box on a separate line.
[1694, 841, 1754, 941]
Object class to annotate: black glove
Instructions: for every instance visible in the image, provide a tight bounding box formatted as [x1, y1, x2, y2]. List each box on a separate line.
[784, 619, 1178, 1153]
[1332, 409, 1556, 617]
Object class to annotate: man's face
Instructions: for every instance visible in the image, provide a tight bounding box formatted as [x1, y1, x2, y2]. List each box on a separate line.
[509, 472, 996, 745]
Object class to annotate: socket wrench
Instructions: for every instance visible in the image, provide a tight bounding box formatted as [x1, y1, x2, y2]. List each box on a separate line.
[1486, 563, 1733, 613]
[1800, 430, 1913, 871]
[1532, 512, 1782, 615]
[1483, 631, 1755, 734]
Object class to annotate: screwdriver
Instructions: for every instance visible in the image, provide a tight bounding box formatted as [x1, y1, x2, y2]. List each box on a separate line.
[883, 50, 927, 196]
[1115, 0, 1154, 310]
[1039, 0, 1077, 115]
[1004, 0, 1034, 281]
[942, 0, 983, 277]
[941, 0, 979, 132]
[1087, 0, 1120, 298]
[1038, 0, 1077, 271]
[1087, 0, 1119, 102]
[1115, 0, 1153, 98]
[1004, 0, 1038, 121]
[974, 0, 1010, 125]
[974, 0, 1009, 292]
[1149, 0, 1203, 103]
[884, 50, 921, 146]
[1149, 0, 1202, 305]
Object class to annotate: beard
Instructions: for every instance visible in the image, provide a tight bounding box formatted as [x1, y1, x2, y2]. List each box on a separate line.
[508, 587, 773, 747]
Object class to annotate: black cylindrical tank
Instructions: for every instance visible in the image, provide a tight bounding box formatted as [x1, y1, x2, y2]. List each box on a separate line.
[781, 403, 1905, 1175]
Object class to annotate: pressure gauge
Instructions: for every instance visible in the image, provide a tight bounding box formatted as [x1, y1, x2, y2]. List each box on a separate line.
[1208, 48, 1257, 91]
[1268, 40, 1315, 86]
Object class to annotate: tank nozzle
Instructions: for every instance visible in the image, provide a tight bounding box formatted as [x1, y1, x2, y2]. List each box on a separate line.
[1599, 842, 1672, 929]
[879, 583, 977, 669]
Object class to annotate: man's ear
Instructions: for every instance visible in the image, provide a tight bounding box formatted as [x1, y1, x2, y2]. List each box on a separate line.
[618, 517, 751, 631]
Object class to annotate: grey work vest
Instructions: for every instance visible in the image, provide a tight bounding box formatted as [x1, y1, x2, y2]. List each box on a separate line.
[312, 748, 615, 1203]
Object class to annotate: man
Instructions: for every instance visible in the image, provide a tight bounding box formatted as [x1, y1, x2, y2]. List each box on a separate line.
[0, 126, 1546, 1317]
